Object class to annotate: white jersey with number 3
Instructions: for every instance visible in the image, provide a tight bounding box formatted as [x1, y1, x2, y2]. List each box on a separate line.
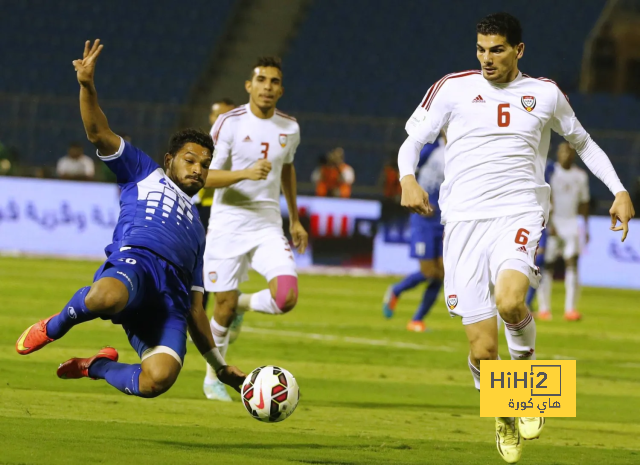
[207, 104, 300, 258]
[406, 70, 593, 224]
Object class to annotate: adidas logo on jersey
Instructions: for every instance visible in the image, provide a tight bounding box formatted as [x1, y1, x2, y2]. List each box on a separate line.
[243, 135, 252, 142]
[516, 245, 527, 254]
[472, 95, 485, 103]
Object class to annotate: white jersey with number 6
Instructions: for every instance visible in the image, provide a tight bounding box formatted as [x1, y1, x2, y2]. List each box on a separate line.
[406, 71, 599, 224]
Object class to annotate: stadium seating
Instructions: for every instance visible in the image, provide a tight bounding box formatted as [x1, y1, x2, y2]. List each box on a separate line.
[0, 0, 233, 165]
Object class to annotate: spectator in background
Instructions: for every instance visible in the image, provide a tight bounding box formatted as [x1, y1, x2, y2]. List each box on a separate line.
[56, 142, 94, 180]
[378, 156, 402, 202]
[209, 98, 236, 126]
[315, 147, 354, 198]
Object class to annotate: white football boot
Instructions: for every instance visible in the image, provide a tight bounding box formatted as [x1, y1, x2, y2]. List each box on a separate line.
[203, 379, 232, 402]
[495, 417, 522, 464]
[518, 417, 545, 440]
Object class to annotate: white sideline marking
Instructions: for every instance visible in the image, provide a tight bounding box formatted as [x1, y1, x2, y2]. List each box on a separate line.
[242, 326, 456, 352]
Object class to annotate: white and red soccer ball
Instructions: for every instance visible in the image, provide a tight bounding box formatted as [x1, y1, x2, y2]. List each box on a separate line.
[241, 366, 300, 422]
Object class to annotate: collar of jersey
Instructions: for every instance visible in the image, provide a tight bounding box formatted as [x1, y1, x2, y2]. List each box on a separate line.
[485, 71, 524, 89]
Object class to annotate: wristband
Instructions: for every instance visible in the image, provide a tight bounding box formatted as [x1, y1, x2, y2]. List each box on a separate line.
[203, 348, 226, 371]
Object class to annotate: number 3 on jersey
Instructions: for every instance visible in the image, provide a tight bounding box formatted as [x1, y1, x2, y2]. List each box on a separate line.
[497, 103, 510, 127]
[261, 142, 269, 159]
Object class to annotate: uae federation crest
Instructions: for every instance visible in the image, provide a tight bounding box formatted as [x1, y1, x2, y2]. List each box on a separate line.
[521, 95, 536, 112]
[447, 295, 458, 310]
[279, 134, 288, 148]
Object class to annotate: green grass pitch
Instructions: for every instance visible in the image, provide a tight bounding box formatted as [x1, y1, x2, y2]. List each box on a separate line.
[1, 256, 639, 464]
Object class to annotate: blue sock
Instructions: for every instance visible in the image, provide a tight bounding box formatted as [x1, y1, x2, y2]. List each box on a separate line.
[393, 272, 427, 296]
[526, 286, 536, 307]
[411, 279, 442, 321]
[46, 287, 98, 339]
[89, 358, 142, 396]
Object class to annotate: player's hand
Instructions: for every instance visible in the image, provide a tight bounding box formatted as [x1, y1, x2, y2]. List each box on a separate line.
[290, 221, 308, 254]
[73, 39, 104, 88]
[216, 365, 245, 393]
[400, 176, 432, 216]
[246, 159, 272, 181]
[609, 191, 635, 242]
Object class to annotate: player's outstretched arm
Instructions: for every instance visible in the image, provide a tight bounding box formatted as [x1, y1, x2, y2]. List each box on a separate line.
[204, 159, 272, 188]
[282, 163, 308, 254]
[187, 292, 245, 392]
[73, 40, 120, 156]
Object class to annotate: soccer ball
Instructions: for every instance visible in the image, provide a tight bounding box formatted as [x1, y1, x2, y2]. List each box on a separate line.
[241, 366, 300, 422]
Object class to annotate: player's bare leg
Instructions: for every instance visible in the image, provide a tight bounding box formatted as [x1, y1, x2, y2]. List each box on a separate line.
[563, 256, 582, 321]
[465, 317, 522, 463]
[495, 268, 545, 442]
[204, 290, 237, 401]
[137, 353, 181, 397]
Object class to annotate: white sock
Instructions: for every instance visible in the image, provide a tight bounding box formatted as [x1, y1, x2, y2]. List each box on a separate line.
[248, 289, 283, 315]
[205, 318, 229, 382]
[565, 265, 578, 313]
[538, 268, 553, 312]
[504, 313, 536, 360]
[468, 356, 481, 390]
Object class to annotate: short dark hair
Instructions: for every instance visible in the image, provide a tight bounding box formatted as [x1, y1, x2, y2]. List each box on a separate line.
[213, 98, 235, 106]
[250, 56, 282, 78]
[477, 12, 522, 46]
[168, 128, 214, 157]
[69, 141, 83, 148]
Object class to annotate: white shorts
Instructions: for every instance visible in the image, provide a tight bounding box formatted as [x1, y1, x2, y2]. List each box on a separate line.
[203, 233, 297, 292]
[443, 211, 545, 325]
[545, 219, 580, 261]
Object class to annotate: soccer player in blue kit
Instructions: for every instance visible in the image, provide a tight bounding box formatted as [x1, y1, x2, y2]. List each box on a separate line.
[383, 135, 446, 332]
[15, 40, 245, 397]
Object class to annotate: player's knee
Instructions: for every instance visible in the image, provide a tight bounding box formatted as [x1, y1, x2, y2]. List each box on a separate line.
[495, 292, 525, 320]
[214, 292, 238, 316]
[470, 343, 498, 363]
[273, 276, 298, 313]
[139, 363, 179, 398]
[85, 280, 127, 314]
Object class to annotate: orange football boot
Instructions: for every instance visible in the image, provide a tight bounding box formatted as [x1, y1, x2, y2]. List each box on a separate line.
[57, 347, 119, 379]
[16, 314, 57, 355]
[406, 320, 427, 332]
[564, 310, 582, 321]
[537, 310, 552, 321]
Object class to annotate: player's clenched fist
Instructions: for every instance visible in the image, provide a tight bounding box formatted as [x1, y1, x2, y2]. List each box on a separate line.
[216, 365, 246, 393]
[73, 39, 104, 88]
[246, 159, 272, 181]
[400, 176, 433, 216]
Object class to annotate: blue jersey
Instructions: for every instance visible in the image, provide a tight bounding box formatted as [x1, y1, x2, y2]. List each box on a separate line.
[414, 136, 446, 224]
[100, 138, 205, 291]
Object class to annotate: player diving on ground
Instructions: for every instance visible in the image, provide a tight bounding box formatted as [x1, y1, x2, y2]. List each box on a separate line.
[15, 40, 245, 398]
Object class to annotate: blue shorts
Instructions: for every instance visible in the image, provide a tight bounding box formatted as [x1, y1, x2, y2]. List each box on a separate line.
[409, 214, 444, 260]
[93, 247, 190, 364]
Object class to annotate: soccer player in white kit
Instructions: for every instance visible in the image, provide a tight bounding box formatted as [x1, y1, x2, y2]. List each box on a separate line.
[398, 13, 635, 464]
[537, 142, 590, 321]
[201, 57, 308, 401]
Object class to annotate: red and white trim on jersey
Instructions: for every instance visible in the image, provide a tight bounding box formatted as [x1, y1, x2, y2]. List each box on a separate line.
[421, 70, 481, 110]
[522, 74, 570, 102]
[275, 109, 297, 122]
[211, 107, 247, 143]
